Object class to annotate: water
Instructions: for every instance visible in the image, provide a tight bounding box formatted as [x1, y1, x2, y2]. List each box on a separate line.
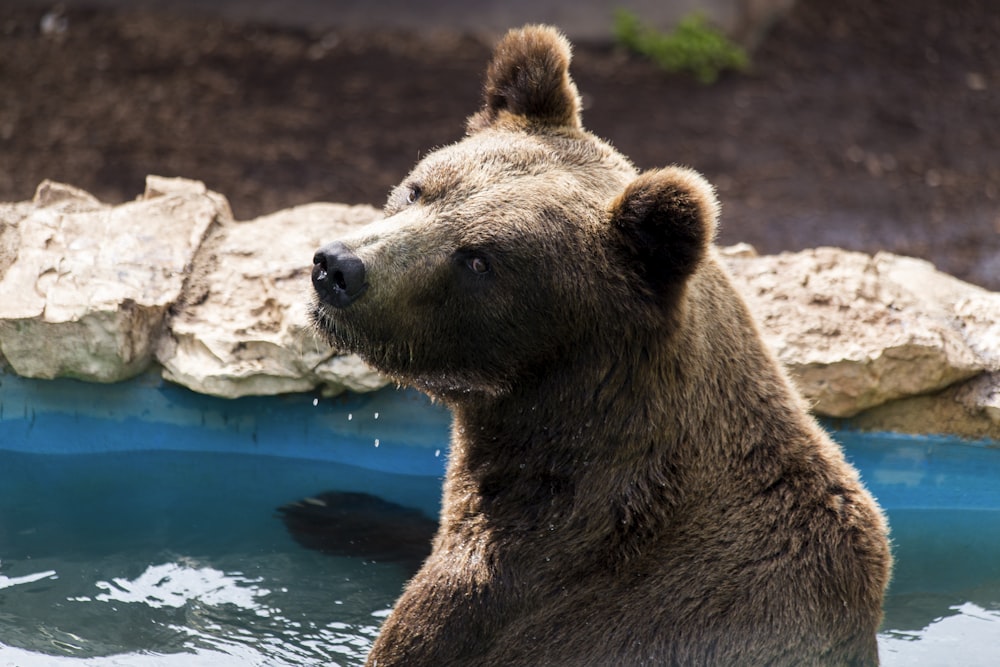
[879, 510, 1000, 666]
[0, 450, 439, 666]
[841, 432, 1000, 666]
[1, 375, 999, 665]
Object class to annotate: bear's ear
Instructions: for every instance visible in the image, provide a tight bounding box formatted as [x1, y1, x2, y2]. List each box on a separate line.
[610, 167, 719, 288]
[466, 25, 583, 133]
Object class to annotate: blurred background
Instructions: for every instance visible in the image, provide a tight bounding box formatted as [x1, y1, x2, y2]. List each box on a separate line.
[2, 0, 998, 289]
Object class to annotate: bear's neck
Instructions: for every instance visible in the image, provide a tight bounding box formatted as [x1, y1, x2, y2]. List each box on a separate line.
[440, 259, 815, 555]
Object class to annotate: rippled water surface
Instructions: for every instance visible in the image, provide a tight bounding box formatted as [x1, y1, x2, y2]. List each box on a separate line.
[3, 445, 1000, 666]
[0, 451, 437, 666]
[877, 510, 1000, 666]
[845, 435, 1000, 666]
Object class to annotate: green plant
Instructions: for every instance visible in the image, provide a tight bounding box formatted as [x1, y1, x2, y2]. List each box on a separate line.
[613, 10, 749, 84]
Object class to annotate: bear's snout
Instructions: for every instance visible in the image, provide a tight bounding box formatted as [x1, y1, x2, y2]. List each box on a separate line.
[312, 241, 368, 308]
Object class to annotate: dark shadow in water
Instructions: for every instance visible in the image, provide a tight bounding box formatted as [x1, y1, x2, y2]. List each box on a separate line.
[278, 491, 438, 575]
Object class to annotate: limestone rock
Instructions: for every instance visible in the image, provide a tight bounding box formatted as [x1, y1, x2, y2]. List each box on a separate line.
[0, 177, 226, 382]
[156, 202, 388, 398]
[724, 247, 992, 418]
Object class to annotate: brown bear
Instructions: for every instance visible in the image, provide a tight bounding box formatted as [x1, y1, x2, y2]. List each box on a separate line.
[310, 25, 891, 667]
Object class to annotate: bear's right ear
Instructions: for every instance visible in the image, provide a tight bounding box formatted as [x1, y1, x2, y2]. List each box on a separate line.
[466, 25, 583, 133]
[610, 167, 719, 289]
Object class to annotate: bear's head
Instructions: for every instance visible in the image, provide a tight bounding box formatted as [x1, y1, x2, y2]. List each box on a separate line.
[312, 25, 719, 401]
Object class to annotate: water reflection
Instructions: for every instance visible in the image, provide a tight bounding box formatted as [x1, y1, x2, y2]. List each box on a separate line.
[880, 602, 1000, 667]
[0, 553, 393, 666]
[278, 490, 437, 574]
[0, 567, 58, 590]
[73, 561, 266, 610]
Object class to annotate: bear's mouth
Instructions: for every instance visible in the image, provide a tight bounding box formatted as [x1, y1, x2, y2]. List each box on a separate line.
[310, 299, 358, 351]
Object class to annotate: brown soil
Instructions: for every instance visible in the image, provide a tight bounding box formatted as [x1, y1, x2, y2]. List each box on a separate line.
[2, 0, 998, 289]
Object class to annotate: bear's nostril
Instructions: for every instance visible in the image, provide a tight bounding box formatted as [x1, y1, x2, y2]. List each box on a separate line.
[312, 241, 368, 309]
[311, 251, 331, 284]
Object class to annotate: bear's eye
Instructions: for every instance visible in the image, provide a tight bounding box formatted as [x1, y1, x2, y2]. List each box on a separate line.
[467, 256, 490, 274]
[405, 185, 422, 205]
[454, 249, 494, 279]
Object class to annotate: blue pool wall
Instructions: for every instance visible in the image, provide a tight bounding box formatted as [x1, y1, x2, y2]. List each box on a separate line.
[0, 372, 451, 477]
[1, 370, 998, 516]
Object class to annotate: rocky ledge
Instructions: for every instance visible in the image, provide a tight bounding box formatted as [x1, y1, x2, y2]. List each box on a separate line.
[1, 177, 997, 440]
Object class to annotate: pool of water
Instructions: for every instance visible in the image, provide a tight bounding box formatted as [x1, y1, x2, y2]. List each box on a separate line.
[840, 431, 1000, 666]
[0, 450, 434, 666]
[1, 374, 999, 665]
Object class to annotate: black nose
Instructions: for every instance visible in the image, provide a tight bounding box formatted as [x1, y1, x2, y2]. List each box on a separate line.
[312, 241, 368, 308]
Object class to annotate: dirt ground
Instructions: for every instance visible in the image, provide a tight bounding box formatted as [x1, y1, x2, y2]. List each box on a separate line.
[2, 0, 998, 289]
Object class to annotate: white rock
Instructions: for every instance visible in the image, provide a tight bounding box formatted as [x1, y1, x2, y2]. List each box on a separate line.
[0, 178, 225, 382]
[156, 202, 388, 398]
[724, 247, 990, 418]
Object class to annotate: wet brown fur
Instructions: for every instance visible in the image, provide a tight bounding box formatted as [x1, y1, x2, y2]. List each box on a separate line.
[311, 24, 891, 667]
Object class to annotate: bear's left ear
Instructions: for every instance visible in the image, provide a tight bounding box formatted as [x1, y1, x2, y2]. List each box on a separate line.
[610, 167, 719, 288]
[466, 25, 583, 133]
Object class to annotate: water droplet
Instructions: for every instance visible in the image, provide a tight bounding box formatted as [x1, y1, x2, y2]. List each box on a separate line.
[374, 412, 380, 419]
[434, 449, 441, 457]
[374, 439, 380, 448]
[312, 398, 318, 407]
[347, 413, 353, 421]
